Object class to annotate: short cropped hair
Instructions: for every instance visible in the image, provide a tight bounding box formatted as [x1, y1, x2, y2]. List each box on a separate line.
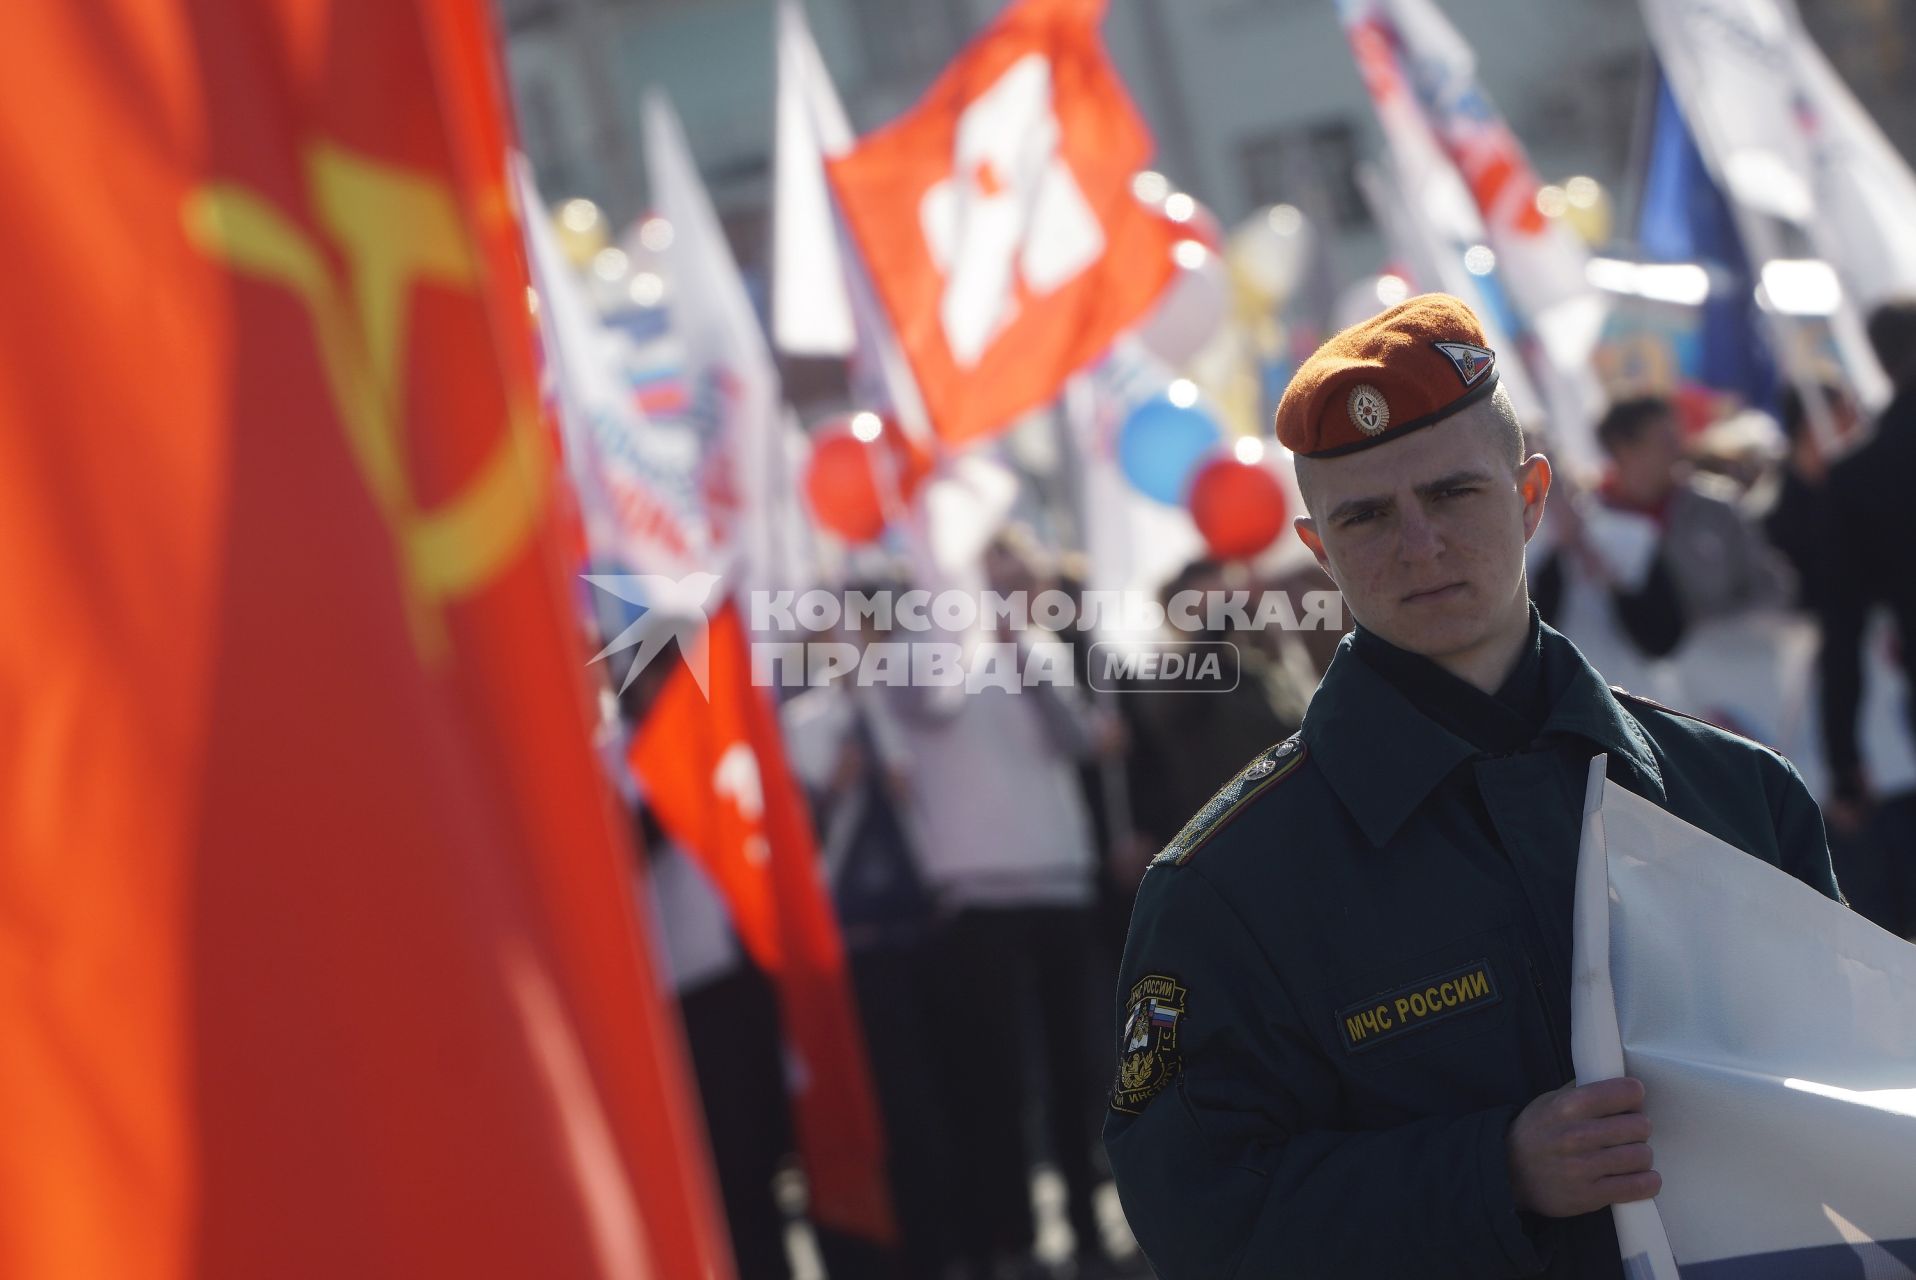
[1595, 396, 1674, 457]
[1484, 381, 1523, 468]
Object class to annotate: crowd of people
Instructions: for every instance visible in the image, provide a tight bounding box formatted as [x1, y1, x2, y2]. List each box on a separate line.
[1532, 300, 1916, 931]
[617, 297, 1916, 1280]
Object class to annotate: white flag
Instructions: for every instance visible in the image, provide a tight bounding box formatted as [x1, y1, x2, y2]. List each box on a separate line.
[643, 92, 811, 594]
[1788, 22, 1916, 311]
[771, 0, 856, 358]
[1571, 756, 1916, 1277]
[767, 0, 933, 447]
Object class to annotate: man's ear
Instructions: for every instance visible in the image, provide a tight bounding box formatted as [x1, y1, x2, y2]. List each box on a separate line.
[1518, 453, 1553, 543]
[1294, 516, 1333, 577]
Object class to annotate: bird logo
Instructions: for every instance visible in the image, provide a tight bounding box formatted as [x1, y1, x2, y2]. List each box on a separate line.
[583, 572, 724, 698]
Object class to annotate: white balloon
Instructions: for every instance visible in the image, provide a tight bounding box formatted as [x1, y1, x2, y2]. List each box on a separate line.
[1228, 204, 1313, 301]
[1135, 240, 1228, 369]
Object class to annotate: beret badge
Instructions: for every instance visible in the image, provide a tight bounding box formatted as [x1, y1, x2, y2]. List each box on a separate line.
[1348, 384, 1391, 436]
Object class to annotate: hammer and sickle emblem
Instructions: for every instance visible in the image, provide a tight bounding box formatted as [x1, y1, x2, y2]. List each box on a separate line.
[183, 142, 543, 664]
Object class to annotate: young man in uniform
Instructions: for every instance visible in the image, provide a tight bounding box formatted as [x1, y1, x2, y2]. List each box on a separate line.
[1102, 294, 1841, 1279]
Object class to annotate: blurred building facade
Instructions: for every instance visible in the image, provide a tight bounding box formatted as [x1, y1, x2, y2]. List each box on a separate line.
[497, 0, 1916, 360]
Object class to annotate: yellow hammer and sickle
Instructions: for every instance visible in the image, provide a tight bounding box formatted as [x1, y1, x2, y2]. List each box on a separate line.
[183, 141, 544, 665]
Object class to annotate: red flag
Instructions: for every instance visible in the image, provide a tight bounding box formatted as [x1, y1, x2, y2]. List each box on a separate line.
[631, 605, 896, 1243]
[0, 2, 733, 1277]
[828, 0, 1181, 447]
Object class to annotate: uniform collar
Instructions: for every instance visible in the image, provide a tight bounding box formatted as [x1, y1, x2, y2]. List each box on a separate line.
[1302, 618, 1664, 847]
[1538, 639, 1666, 807]
[1349, 618, 1544, 754]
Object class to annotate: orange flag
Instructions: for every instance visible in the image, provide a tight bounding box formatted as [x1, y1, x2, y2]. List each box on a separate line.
[631, 604, 896, 1243]
[827, 0, 1181, 447]
[0, 3, 733, 1278]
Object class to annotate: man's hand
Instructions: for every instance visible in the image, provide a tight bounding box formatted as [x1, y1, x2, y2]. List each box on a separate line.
[1507, 1077, 1660, 1217]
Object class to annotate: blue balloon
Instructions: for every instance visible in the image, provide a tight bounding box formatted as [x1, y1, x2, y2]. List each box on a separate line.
[1118, 395, 1223, 505]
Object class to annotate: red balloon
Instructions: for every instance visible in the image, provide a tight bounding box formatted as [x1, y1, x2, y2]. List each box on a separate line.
[1187, 453, 1288, 559]
[803, 415, 933, 543]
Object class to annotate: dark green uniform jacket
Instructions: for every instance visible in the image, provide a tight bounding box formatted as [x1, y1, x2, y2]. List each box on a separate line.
[1104, 616, 1840, 1279]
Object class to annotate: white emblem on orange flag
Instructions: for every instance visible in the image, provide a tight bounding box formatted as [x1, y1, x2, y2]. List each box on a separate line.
[829, 0, 1181, 447]
[919, 54, 1105, 367]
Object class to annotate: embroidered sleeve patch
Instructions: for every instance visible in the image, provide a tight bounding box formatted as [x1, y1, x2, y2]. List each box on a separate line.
[1111, 973, 1188, 1114]
[1335, 960, 1500, 1053]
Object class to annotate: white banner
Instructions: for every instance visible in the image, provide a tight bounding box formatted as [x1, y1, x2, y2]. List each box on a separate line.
[1571, 756, 1916, 1278]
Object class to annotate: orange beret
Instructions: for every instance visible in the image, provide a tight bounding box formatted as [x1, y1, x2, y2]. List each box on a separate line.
[1275, 293, 1500, 458]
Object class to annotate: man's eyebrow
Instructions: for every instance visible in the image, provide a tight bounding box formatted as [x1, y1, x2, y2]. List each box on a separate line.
[1328, 494, 1390, 523]
[1414, 469, 1493, 497]
[1326, 470, 1497, 522]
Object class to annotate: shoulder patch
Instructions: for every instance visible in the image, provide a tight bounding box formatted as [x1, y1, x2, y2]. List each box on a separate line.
[1111, 973, 1188, 1114]
[1151, 735, 1306, 869]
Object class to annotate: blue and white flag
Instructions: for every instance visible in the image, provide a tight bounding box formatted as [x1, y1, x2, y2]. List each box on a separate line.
[1636, 68, 1777, 414]
[1572, 757, 1916, 1278]
[1639, 0, 1915, 409]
